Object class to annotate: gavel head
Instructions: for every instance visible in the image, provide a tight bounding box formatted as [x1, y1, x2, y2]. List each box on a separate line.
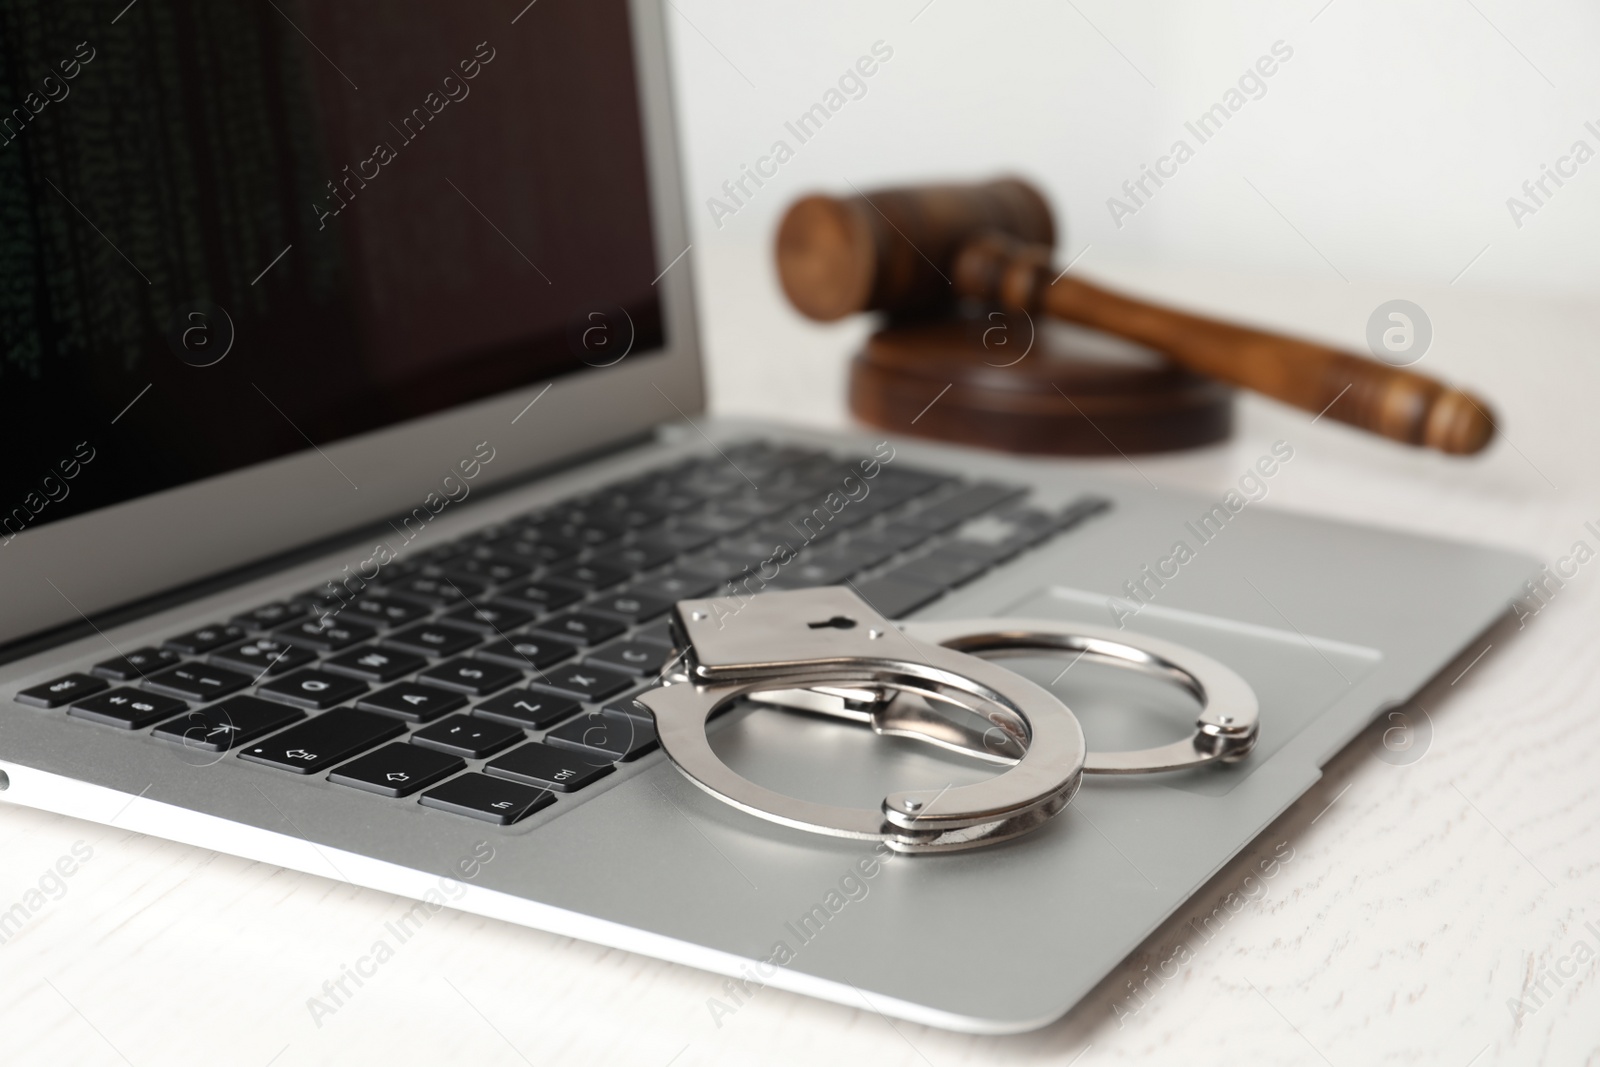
[775, 178, 1055, 321]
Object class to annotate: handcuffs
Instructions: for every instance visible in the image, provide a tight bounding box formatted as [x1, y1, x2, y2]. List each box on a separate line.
[633, 587, 1258, 854]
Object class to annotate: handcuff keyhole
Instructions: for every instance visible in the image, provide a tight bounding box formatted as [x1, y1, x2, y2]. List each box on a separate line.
[807, 615, 857, 631]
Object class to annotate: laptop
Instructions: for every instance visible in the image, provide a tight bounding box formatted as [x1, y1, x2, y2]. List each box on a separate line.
[0, 0, 1535, 1033]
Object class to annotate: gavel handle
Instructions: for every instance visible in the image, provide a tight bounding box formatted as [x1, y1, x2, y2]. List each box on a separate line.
[956, 237, 1497, 455]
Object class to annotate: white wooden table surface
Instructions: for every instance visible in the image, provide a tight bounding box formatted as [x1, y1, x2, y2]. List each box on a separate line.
[2, 244, 1596, 1066]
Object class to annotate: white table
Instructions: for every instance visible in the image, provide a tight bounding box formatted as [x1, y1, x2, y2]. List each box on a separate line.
[3, 247, 1596, 1065]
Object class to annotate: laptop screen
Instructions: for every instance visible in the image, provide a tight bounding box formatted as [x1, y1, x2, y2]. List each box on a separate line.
[0, 0, 662, 536]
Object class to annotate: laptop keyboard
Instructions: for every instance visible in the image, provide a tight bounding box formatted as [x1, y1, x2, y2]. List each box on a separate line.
[14, 441, 1108, 828]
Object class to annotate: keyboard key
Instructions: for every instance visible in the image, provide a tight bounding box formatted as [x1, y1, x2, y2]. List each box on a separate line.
[419, 773, 553, 825]
[16, 673, 108, 708]
[682, 462, 761, 495]
[585, 639, 673, 676]
[631, 619, 678, 647]
[142, 663, 254, 702]
[551, 561, 630, 591]
[718, 536, 785, 565]
[439, 603, 534, 634]
[209, 638, 316, 676]
[887, 547, 994, 590]
[416, 657, 521, 697]
[322, 646, 427, 682]
[394, 543, 458, 570]
[69, 688, 186, 729]
[630, 572, 716, 602]
[485, 742, 613, 792]
[676, 512, 751, 538]
[329, 743, 465, 798]
[599, 499, 673, 527]
[649, 521, 726, 556]
[946, 511, 1050, 558]
[533, 517, 624, 548]
[825, 534, 907, 572]
[152, 696, 304, 752]
[383, 575, 485, 607]
[764, 553, 862, 590]
[340, 595, 429, 628]
[679, 553, 750, 582]
[257, 669, 368, 710]
[849, 575, 943, 619]
[92, 647, 181, 681]
[356, 682, 465, 723]
[877, 522, 935, 554]
[230, 601, 308, 631]
[594, 538, 678, 573]
[474, 634, 577, 671]
[239, 708, 404, 773]
[531, 610, 626, 646]
[904, 482, 1026, 532]
[435, 550, 528, 585]
[436, 553, 534, 585]
[869, 465, 951, 505]
[504, 518, 583, 546]
[382, 622, 482, 657]
[481, 536, 578, 567]
[473, 689, 581, 729]
[411, 714, 524, 759]
[586, 591, 672, 623]
[273, 617, 377, 652]
[650, 523, 720, 554]
[531, 662, 634, 702]
[162, 624, 247, 655]
[544, 709, 659, 762]
[496, 578, 584, 614]
[288, 587, 344, 610]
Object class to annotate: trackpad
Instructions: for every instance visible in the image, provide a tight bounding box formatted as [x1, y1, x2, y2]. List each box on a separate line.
[996, 586, 1383, 796]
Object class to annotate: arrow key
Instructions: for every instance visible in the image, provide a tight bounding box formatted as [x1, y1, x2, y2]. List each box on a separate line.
[329, 742, 465, 797]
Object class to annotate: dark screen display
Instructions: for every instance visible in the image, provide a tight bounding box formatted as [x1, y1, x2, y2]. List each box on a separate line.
[0, 0, 663, 535]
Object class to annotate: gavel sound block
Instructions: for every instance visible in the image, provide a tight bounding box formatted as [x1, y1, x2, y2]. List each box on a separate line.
[778, 179, 1496, 456]
[852, 311, 1234, 455]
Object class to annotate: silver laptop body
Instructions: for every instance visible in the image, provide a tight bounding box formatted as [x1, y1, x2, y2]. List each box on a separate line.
[0, 0, 1534, 1032]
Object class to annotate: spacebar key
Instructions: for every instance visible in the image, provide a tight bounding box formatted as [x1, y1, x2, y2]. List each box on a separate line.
[238, 708, 404, 774]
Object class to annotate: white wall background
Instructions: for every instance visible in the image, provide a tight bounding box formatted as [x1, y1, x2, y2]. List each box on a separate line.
[664, 0, 1600, 297]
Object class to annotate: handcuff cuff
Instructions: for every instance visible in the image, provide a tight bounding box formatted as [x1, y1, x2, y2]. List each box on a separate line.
[632, 587, 1258, 854]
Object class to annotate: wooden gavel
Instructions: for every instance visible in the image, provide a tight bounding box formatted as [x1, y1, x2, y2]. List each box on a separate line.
[776, 178, 1495, 455]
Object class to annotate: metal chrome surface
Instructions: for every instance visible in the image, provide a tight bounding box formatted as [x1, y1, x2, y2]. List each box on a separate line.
[634, 588, 1087, 852]
[900, 618, 1260, 773]
[748, 615, 1257, 775]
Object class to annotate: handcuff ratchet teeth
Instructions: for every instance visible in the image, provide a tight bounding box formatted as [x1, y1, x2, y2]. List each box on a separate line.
[633, 587, 1257, 854]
